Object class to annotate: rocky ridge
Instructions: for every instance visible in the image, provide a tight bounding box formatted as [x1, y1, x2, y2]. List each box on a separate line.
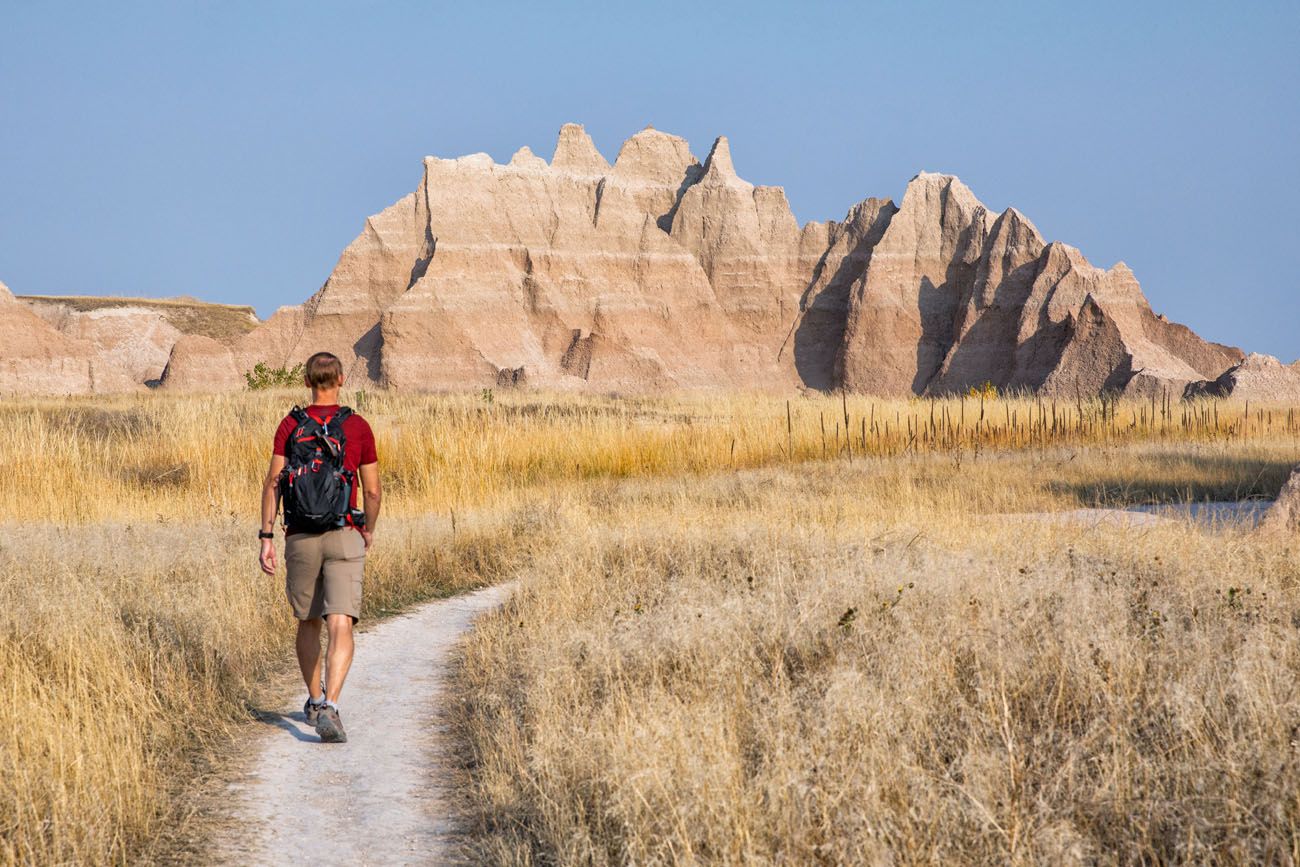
[1, 123, 1265, 397]
[21, 295, 258, 384]
[159, 124, 1243, 397]
[1185, 353, 1300, 402]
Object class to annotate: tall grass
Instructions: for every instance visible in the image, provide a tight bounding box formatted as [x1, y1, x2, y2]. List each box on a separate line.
[456, 453, 1300, 865]
[1, 389, 1293, 525]
[0, 513, 532, 865]
[0, 388, 1295, 864]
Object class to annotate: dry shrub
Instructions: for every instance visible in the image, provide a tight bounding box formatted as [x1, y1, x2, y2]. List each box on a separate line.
[41, 405, 158, 439]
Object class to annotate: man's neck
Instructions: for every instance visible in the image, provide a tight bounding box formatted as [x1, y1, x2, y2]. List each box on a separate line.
[310, 388, 341, 406]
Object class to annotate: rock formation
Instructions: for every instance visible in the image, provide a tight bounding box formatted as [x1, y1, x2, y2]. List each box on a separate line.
[841, 173, 1242, 397]
[0, 281, 137, 394]
[839, 173, 991, 395]
[1259, 466, 1300, 535]
[15, 124, 1258, 397]
[783, 197, 896, 390]
[378, 128, 740, 391]
[158, 335, 246, 392]
[21, 295, 258, 384]
[1185, 353, 1300, 402]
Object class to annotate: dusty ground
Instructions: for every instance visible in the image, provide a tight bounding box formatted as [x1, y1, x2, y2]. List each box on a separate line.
[214, 583, 514, 866]
[999, 500, 1273, 529]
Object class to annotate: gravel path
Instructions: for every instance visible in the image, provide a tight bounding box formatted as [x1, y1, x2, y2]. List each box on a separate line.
[216, 583, 514, 866]
[997, 501, 1272, 530]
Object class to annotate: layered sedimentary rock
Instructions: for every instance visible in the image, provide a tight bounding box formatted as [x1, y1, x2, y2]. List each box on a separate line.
[840, 174, 991, 395]
[252, 188, 434, 383]
[21, 295, 258, 383]
[1185, 353, 1300, 402]
[380, 129, 725, 390]
[103, 124, 1254, 397]
[0, 281, 137, 394]
[782, 198, 897, 390]
[842, 173, 1242, 397]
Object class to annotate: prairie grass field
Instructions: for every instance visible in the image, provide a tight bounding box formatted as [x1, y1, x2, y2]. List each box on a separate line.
[458, 456, 1300, 865]
[0, 388, 1297, 864]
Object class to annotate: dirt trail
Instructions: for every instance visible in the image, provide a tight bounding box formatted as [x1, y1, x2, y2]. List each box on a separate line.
[215, 583, 513, 866]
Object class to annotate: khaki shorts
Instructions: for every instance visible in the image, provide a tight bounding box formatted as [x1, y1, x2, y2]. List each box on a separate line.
[285, 528, 366, 622]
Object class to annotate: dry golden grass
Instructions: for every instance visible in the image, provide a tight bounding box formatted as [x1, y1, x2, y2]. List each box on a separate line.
[2, 388, 1293, 524]
[457, 446, 1300, 865]
[0, 388, 1295, 864]
[0, 513, 533, 865]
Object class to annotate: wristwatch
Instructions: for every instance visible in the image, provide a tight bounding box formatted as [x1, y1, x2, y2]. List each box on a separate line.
[258, 531, 275, 540]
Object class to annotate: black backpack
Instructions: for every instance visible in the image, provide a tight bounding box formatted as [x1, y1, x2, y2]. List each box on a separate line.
[278, 406, 364, 533]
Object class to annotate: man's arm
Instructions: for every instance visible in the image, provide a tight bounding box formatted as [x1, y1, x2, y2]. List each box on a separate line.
[358, 461, 381, 547]
[259, 455, 286, 575]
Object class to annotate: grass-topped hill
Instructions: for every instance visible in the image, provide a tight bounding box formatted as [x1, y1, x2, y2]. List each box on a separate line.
[18, 293, 260, 341]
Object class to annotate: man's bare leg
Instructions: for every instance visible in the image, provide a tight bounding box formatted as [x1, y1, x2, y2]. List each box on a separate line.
[324, 613, 355, 703]
[295, 618, 324, 700]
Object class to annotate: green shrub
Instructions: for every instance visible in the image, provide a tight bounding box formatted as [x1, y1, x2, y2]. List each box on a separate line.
[244, 362, 305, 390]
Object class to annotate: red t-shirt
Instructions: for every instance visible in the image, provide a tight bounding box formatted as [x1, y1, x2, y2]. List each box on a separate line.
[273, 405, 378, 512]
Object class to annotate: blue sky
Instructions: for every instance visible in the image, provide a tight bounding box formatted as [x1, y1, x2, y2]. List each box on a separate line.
[1, 0, 1296, 359]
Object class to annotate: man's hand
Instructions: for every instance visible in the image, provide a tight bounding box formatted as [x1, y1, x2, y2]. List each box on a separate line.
[260, 455, 286, 575]
[259, 539, 277, 575]
[359, 527, 374, 549]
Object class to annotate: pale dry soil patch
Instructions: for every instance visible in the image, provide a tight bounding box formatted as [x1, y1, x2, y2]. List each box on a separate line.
[214, 583, 515, 866]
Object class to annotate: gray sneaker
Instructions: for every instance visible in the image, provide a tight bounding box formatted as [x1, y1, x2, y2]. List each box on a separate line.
[303, 697, 325, 725]
[304, 682, 327, 724]
[315, 705, 347, 743]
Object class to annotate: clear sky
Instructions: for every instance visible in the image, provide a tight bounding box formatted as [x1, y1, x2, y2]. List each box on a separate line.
[2, 0, 1296, 360]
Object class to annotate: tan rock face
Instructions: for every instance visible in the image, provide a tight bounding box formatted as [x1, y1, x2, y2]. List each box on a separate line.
[158, 335, 246, 392]
[670, 140, 793, 321]
[840, 173, 991, 395]
[551, 123, 609, 176]
[31, 124, 1249, 397]
[1185, 353, 1300, 402]
[380, 138, 733, 392]
[782, 199, 897, 390]
[0, 281, 137, 394]
[1260, 466, 1300, 535]
[928, 208, 1047, 392]
[839, 173, 1241, 397]
[214, 188, 433, 385]
[19, 295, 258, 384]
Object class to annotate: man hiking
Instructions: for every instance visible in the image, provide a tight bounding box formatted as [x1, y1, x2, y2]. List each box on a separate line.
[258, 352, 381, 743]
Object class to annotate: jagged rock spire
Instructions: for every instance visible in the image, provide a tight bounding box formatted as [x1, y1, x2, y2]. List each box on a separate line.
[551, 123, 609, 174]
[701, 136, 738, 181]
[611, 126, 698, 184]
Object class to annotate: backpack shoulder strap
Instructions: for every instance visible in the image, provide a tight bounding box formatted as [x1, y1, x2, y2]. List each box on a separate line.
[289, 406, 310, 424]
[334, 406, 353, 426]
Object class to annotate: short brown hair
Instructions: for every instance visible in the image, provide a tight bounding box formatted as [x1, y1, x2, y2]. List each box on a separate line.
[304, 352, 343, 388]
